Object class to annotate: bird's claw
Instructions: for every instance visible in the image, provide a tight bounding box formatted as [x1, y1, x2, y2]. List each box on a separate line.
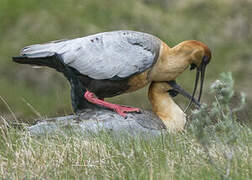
[84, 91, 140, 118]
[114, 106, 140, 118]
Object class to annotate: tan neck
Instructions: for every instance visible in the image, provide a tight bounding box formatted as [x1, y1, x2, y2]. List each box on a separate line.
[148, 82, 186, 132]
[148, 42, 190, 81]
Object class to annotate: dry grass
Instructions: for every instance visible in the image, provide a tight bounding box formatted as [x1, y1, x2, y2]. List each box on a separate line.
[0, 117, 251, 179]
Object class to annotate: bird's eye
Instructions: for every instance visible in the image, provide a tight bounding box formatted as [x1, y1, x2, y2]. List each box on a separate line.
[190, 63, 197, 70]
[167, 89, 179, 97]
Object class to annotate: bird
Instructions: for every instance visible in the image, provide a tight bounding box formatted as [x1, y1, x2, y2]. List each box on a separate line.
[29, 81, 200, 135]
[13, 30, 211, 117]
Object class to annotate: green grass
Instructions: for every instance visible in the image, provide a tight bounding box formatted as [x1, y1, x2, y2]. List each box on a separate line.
[0, 0, 252, 120]
[0, 120, 251, 179]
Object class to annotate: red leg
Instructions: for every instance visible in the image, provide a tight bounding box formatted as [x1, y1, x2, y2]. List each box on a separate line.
[84, 91, 140, 117]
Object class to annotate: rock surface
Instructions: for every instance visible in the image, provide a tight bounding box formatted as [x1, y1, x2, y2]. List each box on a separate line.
[28, 109, 167, 136]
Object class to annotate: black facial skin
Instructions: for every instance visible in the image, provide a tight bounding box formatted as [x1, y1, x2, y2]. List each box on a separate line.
[167, 89, 179, 97]
[190, 63, 197, 70]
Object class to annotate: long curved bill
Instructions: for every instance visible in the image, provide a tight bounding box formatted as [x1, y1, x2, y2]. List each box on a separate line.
[184, 70, 200, 112]
[198, 62, 206, 102]
[167, 81, 201, 107]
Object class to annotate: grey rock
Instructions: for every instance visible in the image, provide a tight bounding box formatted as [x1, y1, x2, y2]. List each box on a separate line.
[28, 109, 167, 137]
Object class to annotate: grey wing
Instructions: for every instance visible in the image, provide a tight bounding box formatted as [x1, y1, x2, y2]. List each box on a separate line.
[21, 31, 161, 80]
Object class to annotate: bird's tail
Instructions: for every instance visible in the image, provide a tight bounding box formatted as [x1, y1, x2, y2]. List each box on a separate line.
[12, 42, 63, 69]
[12, 42, 98, 112]
[13, 55, 58, 69]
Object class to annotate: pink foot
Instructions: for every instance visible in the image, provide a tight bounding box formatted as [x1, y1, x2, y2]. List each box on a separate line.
[84, 91, 140, 117]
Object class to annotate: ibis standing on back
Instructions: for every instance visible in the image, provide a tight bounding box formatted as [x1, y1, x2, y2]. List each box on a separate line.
[13, 30, 211, 117]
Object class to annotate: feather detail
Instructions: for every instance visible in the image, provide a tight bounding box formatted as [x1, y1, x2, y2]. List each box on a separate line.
[18, 30, 161, 80]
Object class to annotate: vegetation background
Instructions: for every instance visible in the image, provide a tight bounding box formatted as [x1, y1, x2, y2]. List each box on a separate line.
[0, 0, 251, 123]
[0, 0, 251, 179]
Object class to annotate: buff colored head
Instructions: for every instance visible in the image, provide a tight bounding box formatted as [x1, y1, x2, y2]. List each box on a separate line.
[172, 40, 211, 110]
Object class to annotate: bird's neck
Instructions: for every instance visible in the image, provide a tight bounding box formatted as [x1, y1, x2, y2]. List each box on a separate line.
[148, 42, 191, 81]
[148, 82, 186, 132]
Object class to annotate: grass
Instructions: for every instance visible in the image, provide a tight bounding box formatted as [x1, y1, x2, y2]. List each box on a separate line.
[0, 73, 251, 179]
[0, 119, 251, 179]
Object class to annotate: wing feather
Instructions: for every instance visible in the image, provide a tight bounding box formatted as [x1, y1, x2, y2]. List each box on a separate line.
[21, 30, 161, 80]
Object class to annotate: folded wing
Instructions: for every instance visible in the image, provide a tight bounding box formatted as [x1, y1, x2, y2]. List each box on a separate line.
[21, 30, 161, 80]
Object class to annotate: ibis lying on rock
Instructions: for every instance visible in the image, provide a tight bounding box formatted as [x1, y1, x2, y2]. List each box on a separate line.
[13, 30, 211, 116]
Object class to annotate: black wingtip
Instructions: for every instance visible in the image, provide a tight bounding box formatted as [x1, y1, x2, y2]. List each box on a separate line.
[12, 55, 57, 69]
[12, 56, 28, 63]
